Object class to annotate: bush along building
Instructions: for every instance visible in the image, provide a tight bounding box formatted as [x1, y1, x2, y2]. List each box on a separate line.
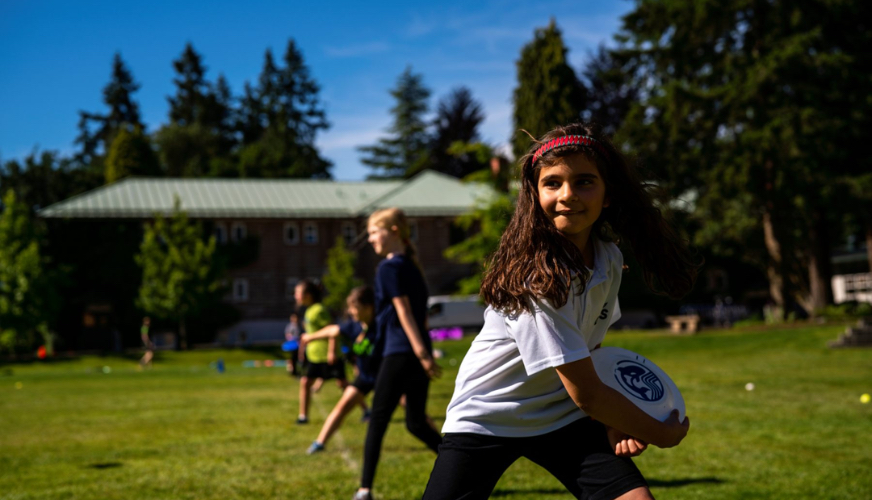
[40, 171, 491, 347]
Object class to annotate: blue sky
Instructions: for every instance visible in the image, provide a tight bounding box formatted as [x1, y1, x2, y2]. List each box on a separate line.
[0, 0, 633, 181]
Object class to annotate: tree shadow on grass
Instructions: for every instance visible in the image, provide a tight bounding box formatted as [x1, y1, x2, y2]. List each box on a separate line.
[85, 462, 123, 470]
[648, 477, 724, 488]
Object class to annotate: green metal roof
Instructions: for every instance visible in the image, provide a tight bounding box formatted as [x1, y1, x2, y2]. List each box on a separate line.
[39, 170, 491, 219]
[364, 170, 493, 216]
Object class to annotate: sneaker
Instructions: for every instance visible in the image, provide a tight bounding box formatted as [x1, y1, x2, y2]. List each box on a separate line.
[296, 416, 309, 425]
[352, 491, 373, 500]
[360, 409, 372, 423]
[307, 441, 325, 455]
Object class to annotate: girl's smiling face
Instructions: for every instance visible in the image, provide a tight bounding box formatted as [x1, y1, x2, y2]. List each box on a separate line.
[537, 154, 609, 250]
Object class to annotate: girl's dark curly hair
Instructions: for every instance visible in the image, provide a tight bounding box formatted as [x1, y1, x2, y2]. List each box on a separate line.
[480, 122, 699, 315]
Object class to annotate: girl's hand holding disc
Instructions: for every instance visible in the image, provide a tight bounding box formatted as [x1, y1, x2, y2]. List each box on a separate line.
[606, 426, 648, 457]
[660, 409, 690, 448]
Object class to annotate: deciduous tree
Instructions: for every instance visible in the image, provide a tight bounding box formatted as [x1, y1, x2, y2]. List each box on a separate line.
[135, 198, 225, 349]
[322, 237, 363, 316]
[0, 191, 59, 355]
[614, 0, 871, 315]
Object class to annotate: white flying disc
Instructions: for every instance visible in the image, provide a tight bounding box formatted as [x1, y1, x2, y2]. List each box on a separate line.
[590, 347, 685, 421]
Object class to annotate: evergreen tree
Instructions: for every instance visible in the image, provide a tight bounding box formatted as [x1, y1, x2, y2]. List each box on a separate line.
[75, 53, 144, 166]
[278, 40, 330, 145]
[206, 74, 237, 162]
[156, 45, 237, 177]
[431, 87, 487, 178]
[581, 45, 638, 136]
[135, 198, 225, 349]
[236, 81, 264, 146]
[359, 66, 432, 179]
[321, 237, 363, 316]
[154, 123, 220, 177]
[1, 151, 100, 212]
[105, 126, 160, 183]
[615, 0, 870, 315]
[168, 43, 209, 126]
[512, 20, 587, 160]
[236, 41, 331, 178]
[0, 191, 59, 355]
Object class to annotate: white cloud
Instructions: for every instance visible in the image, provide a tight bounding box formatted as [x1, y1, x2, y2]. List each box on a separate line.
[406, 14, 439, 37]
[317, 114, 390, 152]
[324, 41, 391, 58]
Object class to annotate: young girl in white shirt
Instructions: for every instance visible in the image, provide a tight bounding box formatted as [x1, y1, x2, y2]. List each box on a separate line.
[423, 122, 698, 500]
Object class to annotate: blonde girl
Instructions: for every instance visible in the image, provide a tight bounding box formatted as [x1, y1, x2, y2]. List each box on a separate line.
[353, 208, 442, 500]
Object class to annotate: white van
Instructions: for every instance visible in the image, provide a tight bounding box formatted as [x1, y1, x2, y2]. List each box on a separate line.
[427, 295, 487, 330]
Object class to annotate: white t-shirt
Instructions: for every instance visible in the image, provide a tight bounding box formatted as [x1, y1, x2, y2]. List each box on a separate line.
[441, 238, 623, 437]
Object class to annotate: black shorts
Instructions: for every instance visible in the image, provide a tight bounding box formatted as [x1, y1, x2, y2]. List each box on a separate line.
[305, 362, 347, 381]
[350, 376, 376, 396]
[423, 417, 647, 500]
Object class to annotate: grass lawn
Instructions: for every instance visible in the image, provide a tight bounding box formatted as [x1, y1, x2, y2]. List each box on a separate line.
[2, 323, 871, 499]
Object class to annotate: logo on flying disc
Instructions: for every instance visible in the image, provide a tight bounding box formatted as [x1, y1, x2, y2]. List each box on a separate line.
[614, 360, 665, 402]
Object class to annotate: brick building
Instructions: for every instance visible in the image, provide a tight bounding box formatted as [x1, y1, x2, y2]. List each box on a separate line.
[40, 171, 492, 343]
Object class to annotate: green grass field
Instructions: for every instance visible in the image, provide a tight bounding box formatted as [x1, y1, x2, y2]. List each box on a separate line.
[2, 323, 871, 499]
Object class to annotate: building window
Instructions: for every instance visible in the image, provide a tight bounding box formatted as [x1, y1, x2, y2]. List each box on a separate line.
[214, 223, 227, 244]
[283, 222, 300, 245]
[303, 221, 319, 245]
[232, 278, 249, 302]
[285, 277, 299, 301]
[409, 220, 419, 242]
[231, 222, 247, 242]
[341, 221, 356, 247]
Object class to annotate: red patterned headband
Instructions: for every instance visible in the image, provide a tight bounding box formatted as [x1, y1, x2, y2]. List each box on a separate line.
[531, 135, 608, 165]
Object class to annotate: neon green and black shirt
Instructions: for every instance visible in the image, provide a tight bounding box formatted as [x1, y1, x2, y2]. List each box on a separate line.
[304, 303, 333, 363]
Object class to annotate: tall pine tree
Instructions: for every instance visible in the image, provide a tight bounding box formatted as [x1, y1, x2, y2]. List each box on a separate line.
[359, 66, 432, 179]
[167, 43, 210, 126]
[155, 44, 236, 177]
[431, 87, 487, 179]
[580, 45, 638, 136]
[75, 53, 144, 167]
[237, 41, 331, 178]
[512, 20, 587, 159]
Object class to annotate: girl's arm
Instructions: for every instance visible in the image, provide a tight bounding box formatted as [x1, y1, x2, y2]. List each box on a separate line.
[300, 324, 341, 343]
[556, 357, 689, 448]
[327, 336, 336, 365]
[392, 295, 441, 379]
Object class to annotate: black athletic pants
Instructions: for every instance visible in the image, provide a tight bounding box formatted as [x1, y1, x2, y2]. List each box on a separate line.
[422, 418, 647, 500]
[361, 352, 442, 489]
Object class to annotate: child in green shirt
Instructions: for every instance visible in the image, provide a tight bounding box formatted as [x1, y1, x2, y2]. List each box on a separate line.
[296, 279, 348, 424]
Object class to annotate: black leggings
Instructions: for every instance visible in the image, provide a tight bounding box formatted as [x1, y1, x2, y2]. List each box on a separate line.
[422, 418, 647, 500]
[361, 352, 442, 489]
